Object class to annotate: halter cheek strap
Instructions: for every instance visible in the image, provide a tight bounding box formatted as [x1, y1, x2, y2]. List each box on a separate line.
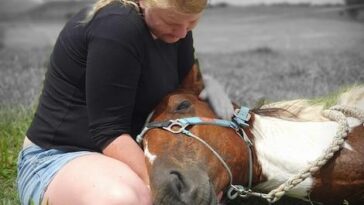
[136, 106, 254, 199]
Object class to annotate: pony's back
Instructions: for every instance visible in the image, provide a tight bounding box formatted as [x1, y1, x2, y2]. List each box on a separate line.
[262, 85, 364, 121]
[337, 85, 364, 109]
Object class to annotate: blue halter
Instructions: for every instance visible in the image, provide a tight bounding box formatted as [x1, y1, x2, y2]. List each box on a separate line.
[136, 106, 251, 143]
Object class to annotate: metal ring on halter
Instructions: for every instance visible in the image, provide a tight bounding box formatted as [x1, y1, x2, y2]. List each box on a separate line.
[227, 185, 249, 199]
[227, 187, 239, 199]
[163, 120, 189, 134]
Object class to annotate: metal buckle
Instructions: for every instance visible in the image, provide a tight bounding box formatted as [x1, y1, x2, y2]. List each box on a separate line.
[163, 120, 188, 134]
[233, 107, 251, 127]
[227, 185, 250, 199]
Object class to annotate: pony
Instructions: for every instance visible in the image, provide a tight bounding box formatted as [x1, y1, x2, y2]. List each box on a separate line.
[137, 66, 364, 205]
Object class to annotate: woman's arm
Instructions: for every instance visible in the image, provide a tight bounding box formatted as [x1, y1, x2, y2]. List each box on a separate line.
[102, 134, 150, 186]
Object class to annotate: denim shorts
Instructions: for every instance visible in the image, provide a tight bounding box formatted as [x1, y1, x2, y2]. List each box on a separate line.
[16, 144, 92, 205]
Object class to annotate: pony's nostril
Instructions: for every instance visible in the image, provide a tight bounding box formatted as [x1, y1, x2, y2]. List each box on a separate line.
[169, 171, 186, 194]
[168, 170, 201, 204]
[162, 169, 212, 204]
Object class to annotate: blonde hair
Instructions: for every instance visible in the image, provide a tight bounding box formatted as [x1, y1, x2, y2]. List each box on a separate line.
[144, 0, 207, 14]
[83, 0, 138, 23]
[83, 0, 207, 23]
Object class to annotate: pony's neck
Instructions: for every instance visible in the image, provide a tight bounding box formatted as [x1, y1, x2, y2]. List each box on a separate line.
[248, 114, 346, 197]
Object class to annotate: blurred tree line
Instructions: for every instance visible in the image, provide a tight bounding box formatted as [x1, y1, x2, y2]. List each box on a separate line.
[345, 0, 364, 19]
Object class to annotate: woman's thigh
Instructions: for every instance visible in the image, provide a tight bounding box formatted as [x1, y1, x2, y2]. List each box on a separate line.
[43, 153, 152, 205]
[17, 145, 91, 205]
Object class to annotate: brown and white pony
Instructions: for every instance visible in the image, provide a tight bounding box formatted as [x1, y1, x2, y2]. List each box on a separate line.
[138, 67, 364, 205]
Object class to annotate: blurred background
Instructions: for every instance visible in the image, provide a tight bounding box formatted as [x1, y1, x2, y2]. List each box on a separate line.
[0, 0, 363, 106]
[0, 1, 363, 204]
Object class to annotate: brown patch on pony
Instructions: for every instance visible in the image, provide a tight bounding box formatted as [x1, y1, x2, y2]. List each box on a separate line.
[311, 125, 364, 205]
[150, 89, 199, 121]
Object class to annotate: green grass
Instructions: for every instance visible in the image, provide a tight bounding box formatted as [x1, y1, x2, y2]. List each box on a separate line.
[0, 106, 34, 205]
[0, 43, 45, 204]
[307, 84, 362, 108]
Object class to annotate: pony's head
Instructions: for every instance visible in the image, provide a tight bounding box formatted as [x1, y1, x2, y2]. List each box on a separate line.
[138, 65, 252, 204]
[141, 90, 252, 204]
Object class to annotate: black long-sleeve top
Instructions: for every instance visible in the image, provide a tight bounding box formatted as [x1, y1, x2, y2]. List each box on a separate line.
[27, 2, 195, 152]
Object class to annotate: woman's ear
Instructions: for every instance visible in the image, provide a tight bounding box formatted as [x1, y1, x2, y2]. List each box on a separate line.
[180, 61, 205, 96]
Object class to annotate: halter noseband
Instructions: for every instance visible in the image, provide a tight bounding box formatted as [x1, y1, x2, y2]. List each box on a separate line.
[136, 106, 255, 199]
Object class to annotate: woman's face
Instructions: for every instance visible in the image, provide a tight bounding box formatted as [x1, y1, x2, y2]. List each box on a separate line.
[140, 2, 203, 43]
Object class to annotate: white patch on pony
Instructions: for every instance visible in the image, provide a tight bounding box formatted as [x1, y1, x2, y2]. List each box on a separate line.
[343, 142, 354, 151]
[251, 115, 346, 198]
[144, 141, 157, 165]
[347, 117, 361, 128]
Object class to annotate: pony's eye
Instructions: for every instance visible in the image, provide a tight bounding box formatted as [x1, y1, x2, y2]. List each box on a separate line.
[175, 100, 191, 111]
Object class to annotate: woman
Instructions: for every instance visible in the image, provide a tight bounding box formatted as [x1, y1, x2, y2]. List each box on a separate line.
[17, 0, 234, 204]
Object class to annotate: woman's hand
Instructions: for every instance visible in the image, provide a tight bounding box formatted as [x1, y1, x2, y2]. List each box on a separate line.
[199, 74, 234, 120]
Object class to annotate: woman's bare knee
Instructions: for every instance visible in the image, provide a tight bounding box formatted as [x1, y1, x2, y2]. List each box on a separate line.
[42, 154, 152, 205]
[87, 184, 150, 205]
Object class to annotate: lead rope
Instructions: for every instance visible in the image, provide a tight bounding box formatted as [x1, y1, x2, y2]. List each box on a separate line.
[330, 105, 364, 122]
[259, 105, 363, 203]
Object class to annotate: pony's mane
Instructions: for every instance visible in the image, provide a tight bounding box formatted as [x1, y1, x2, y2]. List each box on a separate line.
[252, 98, 328, 121]
[252, 84, 364, 121]
[251, 107, 298, 119]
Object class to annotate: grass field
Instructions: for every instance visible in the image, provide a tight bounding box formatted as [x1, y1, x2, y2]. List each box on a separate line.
[0, 106, 33, 205]
[0, 4, 363, 205]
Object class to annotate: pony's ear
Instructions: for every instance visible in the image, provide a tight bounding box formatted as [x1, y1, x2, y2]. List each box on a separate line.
[232, 101, 240, 110]
[180, 61, 205, 96]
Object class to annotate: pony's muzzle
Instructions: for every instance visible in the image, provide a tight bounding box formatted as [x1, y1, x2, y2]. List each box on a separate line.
[168, 170, 197, 202]
[151, 167, 217, 205]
